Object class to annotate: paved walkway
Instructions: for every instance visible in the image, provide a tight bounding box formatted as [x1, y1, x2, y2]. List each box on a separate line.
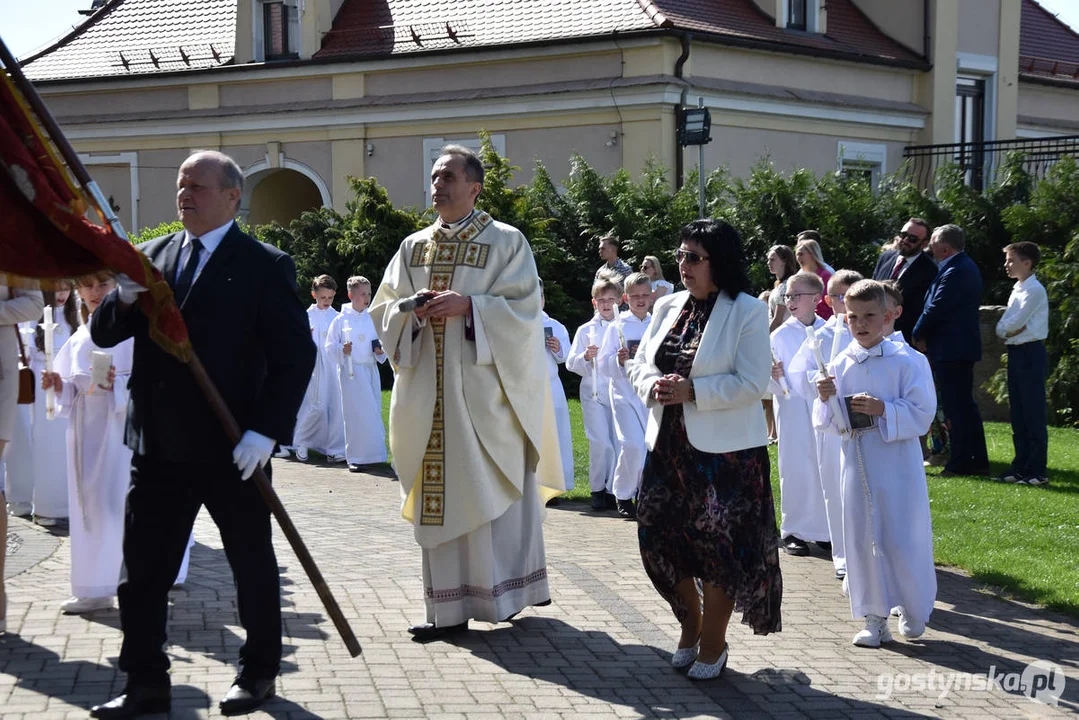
[2, 459, 1076, 719]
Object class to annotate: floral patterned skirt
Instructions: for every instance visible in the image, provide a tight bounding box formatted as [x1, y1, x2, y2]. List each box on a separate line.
[636, 405, 782, 635]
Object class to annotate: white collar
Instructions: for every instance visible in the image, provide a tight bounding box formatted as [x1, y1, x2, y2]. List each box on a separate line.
[184, 219, 234, 254]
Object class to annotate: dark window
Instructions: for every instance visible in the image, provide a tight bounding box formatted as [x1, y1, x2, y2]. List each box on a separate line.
[787, 0, 808, 30]
[263, 2, 295, 60]
[955, 76, 987, 188]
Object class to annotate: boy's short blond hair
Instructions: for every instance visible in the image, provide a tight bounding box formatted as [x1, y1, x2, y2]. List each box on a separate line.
[845, 279, 888, 310]
[624, 271, 651, 291]
[880, 279, 903, 308]
[788, 270, 824, 295]
[347, 275, 371, 291]
[312, 274, 337, 292]
[828, 269, 863, 293]
[592, 272, 623, 298]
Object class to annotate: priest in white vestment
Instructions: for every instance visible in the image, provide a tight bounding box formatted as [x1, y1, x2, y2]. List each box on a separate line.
[371, 145, 563, 640]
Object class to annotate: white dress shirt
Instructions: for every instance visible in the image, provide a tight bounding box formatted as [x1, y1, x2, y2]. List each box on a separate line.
[996, 273, 1049, 345]
[175, 219, 235, 287]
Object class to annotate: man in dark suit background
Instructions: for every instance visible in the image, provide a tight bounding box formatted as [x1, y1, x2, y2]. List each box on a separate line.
[912, 224, 989, 477]
[89, 151, 316, 718]
[872, 217, 937, 343]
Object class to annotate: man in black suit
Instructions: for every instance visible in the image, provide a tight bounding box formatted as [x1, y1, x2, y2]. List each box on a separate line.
[871, 217, 937, 343]
[912, 224, 990, 477]
[89, 151, 316, 718]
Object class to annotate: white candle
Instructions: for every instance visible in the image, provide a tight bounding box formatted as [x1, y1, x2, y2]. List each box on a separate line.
[805, 325, 849, 436]
[588, 326, 598, 401]
[43, 306, 57, 419]
[829, 313, 846, 362]
[343, 322, 354, 378]
[771, 348, 790, 397]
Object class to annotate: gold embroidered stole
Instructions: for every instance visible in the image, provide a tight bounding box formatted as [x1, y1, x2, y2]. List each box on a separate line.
[407, 212, 493, 526]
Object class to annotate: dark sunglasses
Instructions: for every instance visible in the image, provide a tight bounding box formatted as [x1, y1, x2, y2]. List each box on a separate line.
[897, 231, 922, 242]
[675, 249, 709, 265]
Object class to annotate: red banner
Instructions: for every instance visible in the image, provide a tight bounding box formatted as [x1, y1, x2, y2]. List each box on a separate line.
[0, 70, 190, 362]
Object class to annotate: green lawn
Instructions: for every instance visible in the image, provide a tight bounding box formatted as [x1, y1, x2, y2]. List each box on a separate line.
[382, 391, 1079, 616]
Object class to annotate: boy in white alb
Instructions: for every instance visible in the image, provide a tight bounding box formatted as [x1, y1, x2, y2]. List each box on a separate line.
[814, 280, 937, 647]
[597, 272, 652, 519]
[539, 280, 574, 492]
[326, 276, 388, 472]
[567, 274, 622, 511]
[292, 274, 346, 462]
[769, 271, 830, 557]
[787, 270, 862, 579]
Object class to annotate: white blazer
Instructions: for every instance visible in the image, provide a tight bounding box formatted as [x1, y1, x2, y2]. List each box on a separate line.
[626, 289, 771, 454]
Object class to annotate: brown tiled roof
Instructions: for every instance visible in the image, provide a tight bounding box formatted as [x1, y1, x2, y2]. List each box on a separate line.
[315, 0, 926, 67]
[22, 0, 235, 82]
[1020, 0, 1079, 86]
[645, 0, 922, 63]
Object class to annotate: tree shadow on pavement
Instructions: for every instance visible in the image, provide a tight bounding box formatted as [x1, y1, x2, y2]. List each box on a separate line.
[448, 616, 929, 719]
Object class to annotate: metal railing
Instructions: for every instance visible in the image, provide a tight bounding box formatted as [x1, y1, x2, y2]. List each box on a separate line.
[902, 135, 1079, 192]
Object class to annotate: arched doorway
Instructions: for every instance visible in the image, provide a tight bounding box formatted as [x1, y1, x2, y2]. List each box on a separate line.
[242, 160, 330, 227]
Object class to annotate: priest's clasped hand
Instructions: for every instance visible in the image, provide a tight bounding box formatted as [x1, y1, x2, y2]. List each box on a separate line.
[232, 430, 276, 481]
[116, 273, 147, 304]
[419, 291, 472, 319]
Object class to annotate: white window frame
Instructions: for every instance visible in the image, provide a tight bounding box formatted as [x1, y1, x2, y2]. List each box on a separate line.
[779, 0, 821, 32]
[956, 53, 998, 145]
[422, 135, 506, 207]
[78, 152, 139, 232]
[253, 0, 302, 62]
[837, 141, 886, 188]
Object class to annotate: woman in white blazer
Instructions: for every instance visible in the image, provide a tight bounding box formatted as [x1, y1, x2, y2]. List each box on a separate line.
[0, 283, 45, 636]
[627, 220, 781, 681]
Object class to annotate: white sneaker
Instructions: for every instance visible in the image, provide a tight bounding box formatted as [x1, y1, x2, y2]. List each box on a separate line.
[33, 515, 59, 527]
[295, 446, 309, 462]
[273, 446, 292, 459]
[852, 614, 892, 647]
[60, 596, 113, 615]
[897, 608, 926, 640]
[326, 454, 347, 464]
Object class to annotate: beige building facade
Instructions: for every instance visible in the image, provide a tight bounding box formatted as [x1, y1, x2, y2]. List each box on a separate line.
[21, 0, 1079, 233]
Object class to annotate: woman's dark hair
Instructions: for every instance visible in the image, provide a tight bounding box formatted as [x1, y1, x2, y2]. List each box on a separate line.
[767, 245, 799, 283]
[680, 219, 753, 298]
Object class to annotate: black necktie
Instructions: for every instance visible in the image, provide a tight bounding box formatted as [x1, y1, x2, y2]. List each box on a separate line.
[174, 237, 203, 306]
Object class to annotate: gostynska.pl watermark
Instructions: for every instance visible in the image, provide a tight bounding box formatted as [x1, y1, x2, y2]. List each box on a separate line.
[876, 661, 1065, 706]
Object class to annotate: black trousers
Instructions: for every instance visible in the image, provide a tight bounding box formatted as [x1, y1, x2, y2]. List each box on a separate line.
[935, 360, 989, 474]
[118, 455, 281, 687]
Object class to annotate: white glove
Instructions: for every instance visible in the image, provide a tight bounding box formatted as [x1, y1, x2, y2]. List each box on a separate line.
[116, 273, 147, 304]
[232, 430, 276, 481]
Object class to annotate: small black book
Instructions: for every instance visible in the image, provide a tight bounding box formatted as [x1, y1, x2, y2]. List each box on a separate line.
[627, 340, 641, 357]
[844, 396, 876, 430]
[544, 326, 554, 339]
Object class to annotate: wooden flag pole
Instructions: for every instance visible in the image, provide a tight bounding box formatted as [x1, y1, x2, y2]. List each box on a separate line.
[0, 39, 361, 658]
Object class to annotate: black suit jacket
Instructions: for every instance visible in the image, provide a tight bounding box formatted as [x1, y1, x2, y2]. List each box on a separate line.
[871, 248, 938, 343]
[91, 223, 316, 464]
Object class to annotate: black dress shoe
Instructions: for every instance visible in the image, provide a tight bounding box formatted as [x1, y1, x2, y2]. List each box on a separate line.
[816, 540, 832, 557]
[782, 536, 810, 556]
[616, 499, 636, 519]
[590, 491, 606, 511]
[219, 676, 275, 715]
[90, 686, 171, 719]
[407, 620, 469, 642]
